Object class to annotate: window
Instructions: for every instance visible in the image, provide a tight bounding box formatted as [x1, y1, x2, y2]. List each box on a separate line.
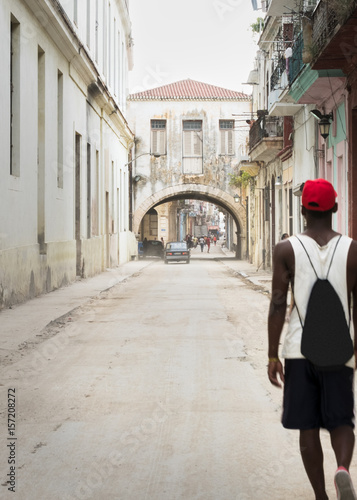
[38, 46, 46, 252]
[182, 120, 203, 174]
[87, 143, 91, 238]
[57, 70, 64, 188]
[151, 119, 166, 155]
[219, 120, 234, 155]
[10, 15, 20, 176]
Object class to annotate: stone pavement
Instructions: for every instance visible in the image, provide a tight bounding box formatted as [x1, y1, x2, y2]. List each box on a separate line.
[0, 245, 272, 359]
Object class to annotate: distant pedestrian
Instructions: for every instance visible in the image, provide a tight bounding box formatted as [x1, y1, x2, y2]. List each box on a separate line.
[281, 233, 289, 240]
[143, 237, 148, 258]
[206, 236, 211, 253]
[213, 236, 217, 245]
[199, 236, 205, 252]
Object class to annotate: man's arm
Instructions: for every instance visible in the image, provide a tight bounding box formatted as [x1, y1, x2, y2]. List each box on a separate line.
[267, 240, 292, 387]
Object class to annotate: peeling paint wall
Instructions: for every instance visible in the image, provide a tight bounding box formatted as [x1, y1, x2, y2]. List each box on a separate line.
[127, 97, 251, 250]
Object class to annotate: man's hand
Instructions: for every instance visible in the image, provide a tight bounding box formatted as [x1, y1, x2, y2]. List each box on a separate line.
[267, 359, 285, 388]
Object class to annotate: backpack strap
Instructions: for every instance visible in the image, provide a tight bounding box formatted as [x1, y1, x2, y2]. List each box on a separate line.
[294, 235, 343, 328]
[295, 237, 318, 279]
[296, 235, 342, 280]
[326, 235, 342, 280]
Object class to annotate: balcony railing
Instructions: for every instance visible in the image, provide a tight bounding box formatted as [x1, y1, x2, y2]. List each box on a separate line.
[311, 0, 338, 56]
[270, 56, 286, 91]
[249, 115, 283, 151]
[288, 31, 304, 85]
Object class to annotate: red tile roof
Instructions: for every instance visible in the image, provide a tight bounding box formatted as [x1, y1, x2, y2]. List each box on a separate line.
[128, 79, 250, 101]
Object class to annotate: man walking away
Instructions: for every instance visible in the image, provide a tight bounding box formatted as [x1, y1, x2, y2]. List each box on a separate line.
[267, 179, 357, 500]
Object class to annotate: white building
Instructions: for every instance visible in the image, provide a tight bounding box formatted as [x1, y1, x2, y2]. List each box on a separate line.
[0, 0, 135, 309]
[127, 79, 251, 257]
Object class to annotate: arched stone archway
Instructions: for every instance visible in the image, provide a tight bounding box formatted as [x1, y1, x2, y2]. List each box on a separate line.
[133, 183, 246, 258]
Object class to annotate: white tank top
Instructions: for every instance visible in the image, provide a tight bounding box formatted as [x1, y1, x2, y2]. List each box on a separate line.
[282, 234, 354, 367]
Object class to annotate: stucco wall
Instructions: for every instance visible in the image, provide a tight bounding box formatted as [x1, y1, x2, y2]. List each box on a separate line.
[127, 97, 251, 249]
[0, 0, 134, 308]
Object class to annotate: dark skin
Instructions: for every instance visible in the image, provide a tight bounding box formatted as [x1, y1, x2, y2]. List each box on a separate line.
[267, 204, 357, 500]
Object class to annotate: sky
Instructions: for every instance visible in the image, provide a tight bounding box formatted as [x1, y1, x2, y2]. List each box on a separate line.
[128, 0, 262, 95]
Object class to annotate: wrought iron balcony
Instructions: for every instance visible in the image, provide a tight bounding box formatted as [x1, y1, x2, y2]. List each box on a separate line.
[310, 0, 357, 69]
[249, 115, 284, 162]
[311, 0, 339, 56]
[288, 31, 304, 85]
[270, 56, 286, 92]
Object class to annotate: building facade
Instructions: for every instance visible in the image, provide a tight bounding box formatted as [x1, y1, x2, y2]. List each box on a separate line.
[244, 0, 351, 268]
[0, 0, 135, 309]
[127, 79, 251, 256]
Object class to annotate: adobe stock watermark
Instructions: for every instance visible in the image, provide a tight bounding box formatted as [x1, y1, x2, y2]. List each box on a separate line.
[5, 318, 96, 385]
[130, 65, 170, 95]
[62, 400, 174, 500]
[212, 0, 244, 21]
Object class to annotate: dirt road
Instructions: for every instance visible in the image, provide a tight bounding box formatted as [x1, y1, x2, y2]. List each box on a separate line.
[0, 250, 351, 499]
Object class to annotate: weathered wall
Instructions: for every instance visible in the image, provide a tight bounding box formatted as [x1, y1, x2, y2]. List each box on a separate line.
[0, 0, 134, 309]
[127, 97, 251, 250]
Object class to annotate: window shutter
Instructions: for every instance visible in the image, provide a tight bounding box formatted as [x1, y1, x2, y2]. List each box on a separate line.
[151, 129, 166, 155]
[220, 129, 234, 155]
[193, 132, 202, 156]
[227, 130, 234, 155]
[183, 130, 193, 156]
[220, 130, 226, 154]
[183, 131, 202, 156]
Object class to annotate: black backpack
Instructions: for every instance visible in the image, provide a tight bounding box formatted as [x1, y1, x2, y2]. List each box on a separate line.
[295, 235, 354, 371]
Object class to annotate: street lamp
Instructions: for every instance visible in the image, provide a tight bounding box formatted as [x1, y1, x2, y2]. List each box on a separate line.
[310, 109, 333, 140]
[124, 152, 161, 167]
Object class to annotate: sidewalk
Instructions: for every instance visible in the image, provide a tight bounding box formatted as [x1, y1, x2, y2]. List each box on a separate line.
[0, 249, 272, 361]
[0, 259, 153, 356]
[216, 244, 272, 295]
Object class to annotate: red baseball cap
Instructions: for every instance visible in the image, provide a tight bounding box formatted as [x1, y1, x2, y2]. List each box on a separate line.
[302, 178, 337, 212]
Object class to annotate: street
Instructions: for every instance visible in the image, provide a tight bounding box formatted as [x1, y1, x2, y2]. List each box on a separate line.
[0, 244, 351, 499]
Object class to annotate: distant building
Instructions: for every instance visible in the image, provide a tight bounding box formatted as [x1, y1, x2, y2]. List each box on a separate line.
[127, 79, 251, 255]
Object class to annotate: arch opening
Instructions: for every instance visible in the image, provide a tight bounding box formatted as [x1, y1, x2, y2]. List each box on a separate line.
[134, 184, 246, 259]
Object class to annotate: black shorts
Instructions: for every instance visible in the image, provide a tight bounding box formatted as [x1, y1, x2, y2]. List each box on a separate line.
[282, 359, 355, 431]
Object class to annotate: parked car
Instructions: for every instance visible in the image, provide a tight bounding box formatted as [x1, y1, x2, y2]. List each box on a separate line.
[143, 240, 164, 258]
[164, 241, 190, 264]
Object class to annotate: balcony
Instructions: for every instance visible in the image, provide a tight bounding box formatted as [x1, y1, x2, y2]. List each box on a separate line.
[288, 31, 304, 85]
[270, 56, 286, 92]
[249, 115, 284, 163]
[311, 0, 357, 70]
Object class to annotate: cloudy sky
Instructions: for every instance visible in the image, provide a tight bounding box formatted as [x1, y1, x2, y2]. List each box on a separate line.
[128, 0, 262, 95]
